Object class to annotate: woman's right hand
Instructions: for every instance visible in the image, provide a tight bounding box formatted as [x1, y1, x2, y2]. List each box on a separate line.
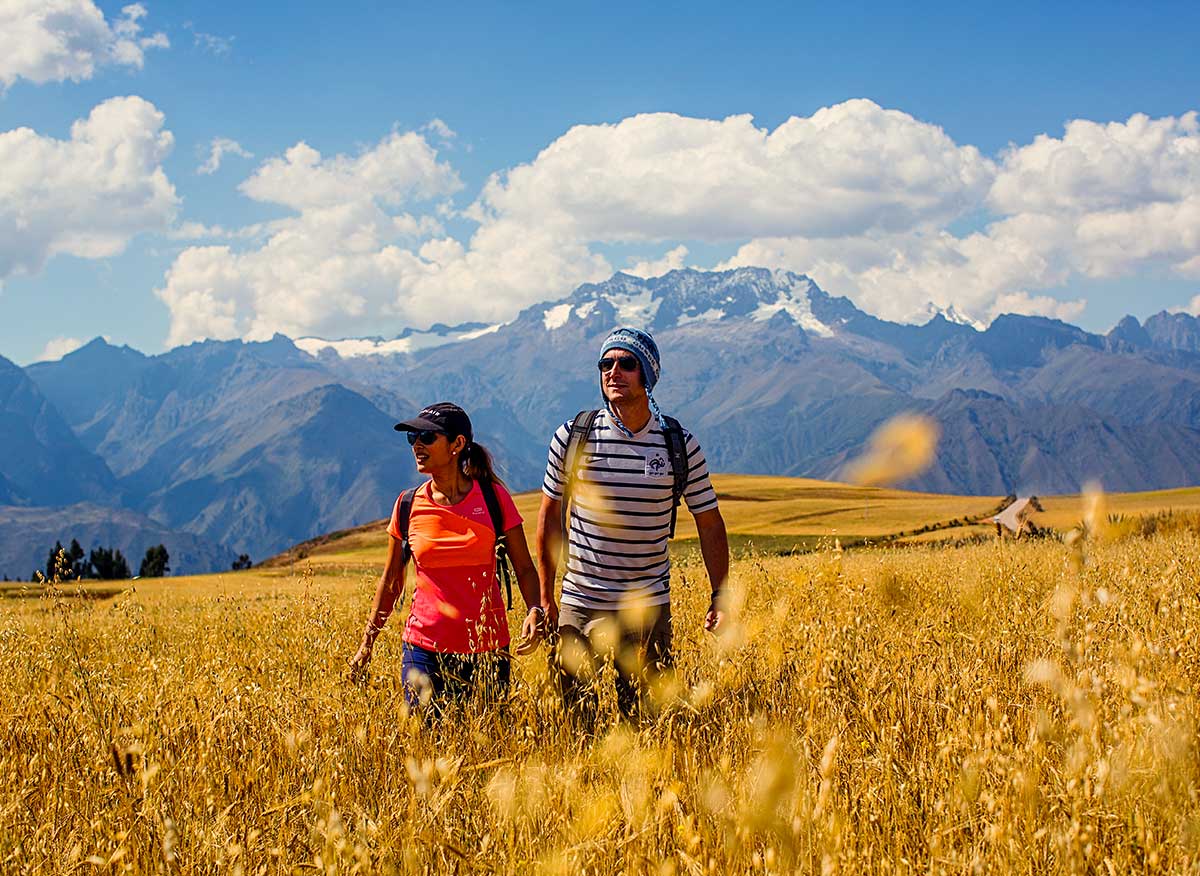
[348, 644, 372, 682]
[515, 606, 546, 656]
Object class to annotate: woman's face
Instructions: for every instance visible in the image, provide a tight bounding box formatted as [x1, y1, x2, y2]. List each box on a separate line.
[411, 431, 466, 474]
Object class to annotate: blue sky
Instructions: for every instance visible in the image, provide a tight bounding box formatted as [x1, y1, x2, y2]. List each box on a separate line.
[2, 0, 1198, 363]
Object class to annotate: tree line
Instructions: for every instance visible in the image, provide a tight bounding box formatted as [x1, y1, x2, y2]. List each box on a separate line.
[28, 541, 254, 582]
[33, 540, 170, 582]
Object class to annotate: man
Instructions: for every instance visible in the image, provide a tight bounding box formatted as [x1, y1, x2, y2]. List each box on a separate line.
[537, 326, 729, 726]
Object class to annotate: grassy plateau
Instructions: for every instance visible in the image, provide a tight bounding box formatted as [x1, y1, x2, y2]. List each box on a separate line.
[3, 475, 1200, 873]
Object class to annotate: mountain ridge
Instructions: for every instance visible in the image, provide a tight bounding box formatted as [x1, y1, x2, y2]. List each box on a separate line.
[9, 267, 1200, 577]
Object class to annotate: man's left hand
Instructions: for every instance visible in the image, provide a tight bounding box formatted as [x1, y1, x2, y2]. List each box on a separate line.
[704, 607, 724, 632]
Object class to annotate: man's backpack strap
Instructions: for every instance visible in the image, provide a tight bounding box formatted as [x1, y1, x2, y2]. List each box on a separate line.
[560, 409, 601, 566]
[663, 416, 689, 539]
[479, 478, 513, 610]
[397, 487, 417, 563]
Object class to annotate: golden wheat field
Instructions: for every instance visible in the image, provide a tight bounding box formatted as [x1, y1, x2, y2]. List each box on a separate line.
[265, 475, 1008, 569]
[260, 475, 1200, 567]
[3, 481, 1200, 874]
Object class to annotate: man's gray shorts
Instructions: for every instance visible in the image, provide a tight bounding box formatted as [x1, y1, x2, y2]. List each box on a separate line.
[554, 601, 673, 724]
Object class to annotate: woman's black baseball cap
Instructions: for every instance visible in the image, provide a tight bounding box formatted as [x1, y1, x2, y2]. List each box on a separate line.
[393, 402, 473, 440]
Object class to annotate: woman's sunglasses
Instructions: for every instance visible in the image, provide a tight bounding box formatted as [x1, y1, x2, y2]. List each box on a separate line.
[406, 430, 444, 446]
[597, 355, 639, 373]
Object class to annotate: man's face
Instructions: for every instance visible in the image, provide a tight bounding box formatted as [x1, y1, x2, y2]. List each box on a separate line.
[599, 347, 646, 405]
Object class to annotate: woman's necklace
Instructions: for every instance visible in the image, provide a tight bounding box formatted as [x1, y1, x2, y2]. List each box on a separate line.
[432, 476, 472, 506]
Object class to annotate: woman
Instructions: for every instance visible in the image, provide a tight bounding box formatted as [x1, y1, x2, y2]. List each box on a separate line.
[349, 402, 544, 714]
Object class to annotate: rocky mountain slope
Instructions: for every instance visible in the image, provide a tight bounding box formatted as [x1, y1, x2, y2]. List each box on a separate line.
[22, 337, 423, 568]
[0, 503, 234, 582]
[0, 354, 118, 508]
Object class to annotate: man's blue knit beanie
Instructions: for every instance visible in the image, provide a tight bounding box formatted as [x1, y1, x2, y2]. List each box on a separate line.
[600, 327, 667, 435]
[600, 327, 661, 390]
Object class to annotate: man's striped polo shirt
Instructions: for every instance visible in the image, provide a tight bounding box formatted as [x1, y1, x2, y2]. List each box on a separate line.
[542, 409, 719, 610]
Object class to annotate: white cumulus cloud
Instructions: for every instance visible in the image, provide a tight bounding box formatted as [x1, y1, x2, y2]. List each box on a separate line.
[240, 132, 460, 210]
[197, 137, 253, 175]
[627, 245, 690, 279]
[474, 102, 992, 242]
[421, 118, 456, 141]
[0, 0, 168, 89]
[156, 130, 464, 346]
[985, 111, 1200, 284]
[0, 96, 178, 280]
[399, 101, 990, 330]
[1174, 294, 1200, 317]
[722, 226, 1087, 324]
[990, 112, 1200, 215]
[159, 103, 996, 344]
[37, 336, 86, 361]
[153, 102, 1200, 346]
[724, 109, 1200, 325]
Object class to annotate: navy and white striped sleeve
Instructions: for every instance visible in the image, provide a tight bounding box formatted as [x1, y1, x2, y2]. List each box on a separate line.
[682, 431, 719, 514]
[542, 421, 573, 500]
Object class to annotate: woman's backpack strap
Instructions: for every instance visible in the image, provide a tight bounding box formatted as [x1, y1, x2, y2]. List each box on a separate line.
[479, 478, 513, 610]
[397, 487, 417, 563]
[662, 416, 688, 539]
[560, 409, 600, 564]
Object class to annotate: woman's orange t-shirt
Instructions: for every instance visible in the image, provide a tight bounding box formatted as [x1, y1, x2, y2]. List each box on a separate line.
[388, 480, 522, 654]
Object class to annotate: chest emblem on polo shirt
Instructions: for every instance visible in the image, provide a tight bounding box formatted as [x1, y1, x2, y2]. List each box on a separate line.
[644, 449, 669, 477]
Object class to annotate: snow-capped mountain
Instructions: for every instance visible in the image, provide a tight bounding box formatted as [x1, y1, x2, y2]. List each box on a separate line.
[312, 267, 1200, 494]
[556, 268, 836, 337]
[295, 321, 502, 359]
[297, 267, 840, 358]
[921, 301, 985, 330]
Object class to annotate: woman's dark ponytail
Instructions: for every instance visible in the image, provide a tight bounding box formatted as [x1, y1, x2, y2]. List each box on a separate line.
[460, 440, 503, 486]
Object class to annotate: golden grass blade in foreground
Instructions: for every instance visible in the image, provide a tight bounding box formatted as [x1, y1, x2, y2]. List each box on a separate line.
[844, 413, 940, 488]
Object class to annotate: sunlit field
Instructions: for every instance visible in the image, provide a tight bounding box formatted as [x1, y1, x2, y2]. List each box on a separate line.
[259, 474, 1200, 565]
[3, 479, 1200, 873]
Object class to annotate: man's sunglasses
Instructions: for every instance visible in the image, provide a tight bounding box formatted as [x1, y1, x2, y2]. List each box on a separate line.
[597, 355, 639, 373]
[405, 430, 444, 446]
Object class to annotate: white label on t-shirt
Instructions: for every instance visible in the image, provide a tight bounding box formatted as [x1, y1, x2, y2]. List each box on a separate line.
[644, 449, 669, 477]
